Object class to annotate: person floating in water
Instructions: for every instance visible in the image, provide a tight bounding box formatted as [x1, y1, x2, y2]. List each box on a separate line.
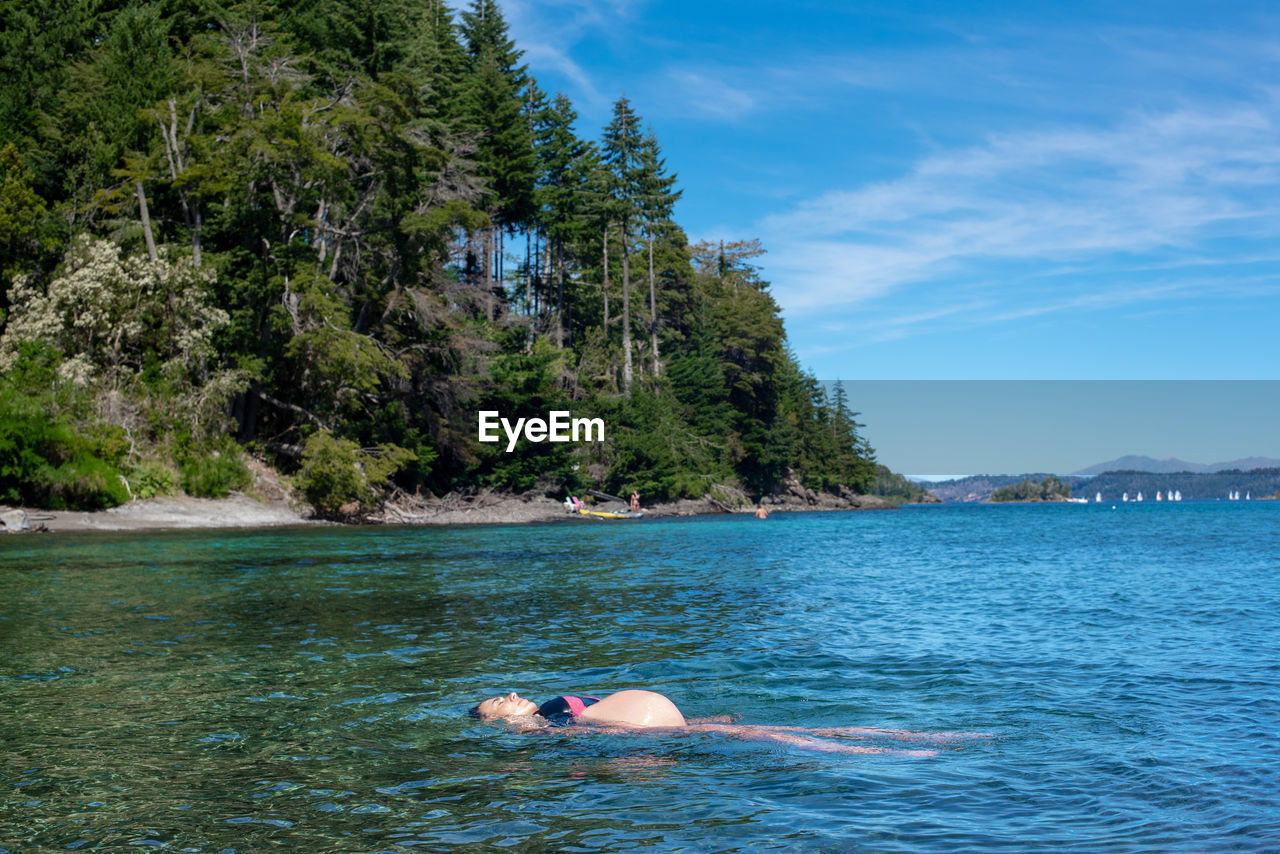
[475, 689, 683, 727]
[754, 505, 769, 519]
[472, 689, 982, 755]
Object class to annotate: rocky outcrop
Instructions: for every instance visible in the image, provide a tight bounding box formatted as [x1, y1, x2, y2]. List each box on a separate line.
[758, 472, 897, 512]
[1, 507, 30, 533]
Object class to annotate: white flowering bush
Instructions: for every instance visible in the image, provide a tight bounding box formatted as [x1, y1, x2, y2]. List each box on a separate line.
[0, 236, 247, 443]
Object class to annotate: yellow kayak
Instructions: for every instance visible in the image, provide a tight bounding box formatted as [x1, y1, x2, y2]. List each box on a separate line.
[576, 508, 645, 520]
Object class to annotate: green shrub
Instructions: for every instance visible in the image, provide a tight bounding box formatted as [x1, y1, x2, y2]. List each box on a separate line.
[294, 430, 415, 517]
[127, 462, 177, 500]
[35, 455, 131, 510]
[0, 382, 129, 509]
[0, 390, 55, 504]
[180, 447, 251, 498]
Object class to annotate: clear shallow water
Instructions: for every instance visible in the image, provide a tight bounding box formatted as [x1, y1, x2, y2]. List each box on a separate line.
[2, 502, 1279, 852]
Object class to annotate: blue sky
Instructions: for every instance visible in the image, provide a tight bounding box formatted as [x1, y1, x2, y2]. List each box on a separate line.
[503, 0, 1280, 382]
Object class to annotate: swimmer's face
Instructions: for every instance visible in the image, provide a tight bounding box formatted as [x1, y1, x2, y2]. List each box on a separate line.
[475, 692, 539, 719]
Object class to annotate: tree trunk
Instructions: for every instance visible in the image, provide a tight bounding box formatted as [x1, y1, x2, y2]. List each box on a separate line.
[601, 225, 609, 331]
[315, 199, 327, 263]
[135, 181, 158, 262]
[648, 232, 659, 375]
[485, 227, 495, 322]
[555, 240, 566, 348]
[158, 99, 202, 267]
[544, 233, 551, 321]
[620, 221, 632, 395]
[191, 202, 202, 268]
[328, 241, 342, 281]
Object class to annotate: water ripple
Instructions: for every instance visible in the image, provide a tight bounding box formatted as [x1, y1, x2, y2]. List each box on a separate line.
[2, 503, 1279, 850]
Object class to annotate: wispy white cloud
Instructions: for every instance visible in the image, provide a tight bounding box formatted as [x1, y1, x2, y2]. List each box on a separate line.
[520, 42, 607, 108]
[866, 299, 996, 343]
[665, 70, 757, 119]
[500, 0, 647, 112]
[760, 101, 1280, 325]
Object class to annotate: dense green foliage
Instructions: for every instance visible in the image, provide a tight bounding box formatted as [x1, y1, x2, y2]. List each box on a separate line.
[0, 0, 878, 511]
[179, 445, 252, 499]
[990, 477, 1072, 502]
[871, 466, 940, 504]
[0, 367, 130, 509]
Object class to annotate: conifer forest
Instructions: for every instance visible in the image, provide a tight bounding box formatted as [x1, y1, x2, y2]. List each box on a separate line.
[0, 0, 892, 514]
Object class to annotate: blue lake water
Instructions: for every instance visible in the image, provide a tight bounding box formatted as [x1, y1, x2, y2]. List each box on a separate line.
[2, 501, 1279, 851]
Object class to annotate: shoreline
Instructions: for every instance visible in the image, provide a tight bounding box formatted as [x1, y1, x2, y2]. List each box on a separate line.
[5, 495, 318, 534]
[4, 490, 901, 536]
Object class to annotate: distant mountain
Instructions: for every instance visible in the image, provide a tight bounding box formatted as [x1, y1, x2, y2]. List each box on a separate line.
[1071, 455, 1280, 476]
[1221, 457, 1280, 472]
[917, 469, 1280, 503]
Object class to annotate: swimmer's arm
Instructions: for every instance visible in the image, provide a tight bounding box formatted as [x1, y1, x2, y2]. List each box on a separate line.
[727, 724, 993, 741]
[684, 723, 936, 756]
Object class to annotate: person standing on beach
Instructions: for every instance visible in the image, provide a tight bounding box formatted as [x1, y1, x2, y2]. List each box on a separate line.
[630, 491, 640, 512]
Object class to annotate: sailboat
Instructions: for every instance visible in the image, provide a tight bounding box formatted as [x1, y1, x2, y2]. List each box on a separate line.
[1174, 490, 1181, 501]
[1123, 492, 1129, 502]
[1156, 491, 1163, 501]
[1136, 491, 1143, 502]
[1096, 491, 1102, 503]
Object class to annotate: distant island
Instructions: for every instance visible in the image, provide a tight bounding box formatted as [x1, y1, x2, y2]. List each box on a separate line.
[989, 477, 1072, 503]
[919, 473, 1069, 503]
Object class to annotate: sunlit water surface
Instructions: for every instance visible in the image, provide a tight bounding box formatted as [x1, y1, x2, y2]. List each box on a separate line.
[2, 502, 1279, 852]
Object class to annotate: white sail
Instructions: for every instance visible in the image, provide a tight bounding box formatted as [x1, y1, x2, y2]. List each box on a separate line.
[1175, 490, 1181, 501]
[1137, 491, 1143, 502]
[1123, 492, 1129, 502]
[1096, 491, 1102, 502]
[1156, 491, 1163, 501]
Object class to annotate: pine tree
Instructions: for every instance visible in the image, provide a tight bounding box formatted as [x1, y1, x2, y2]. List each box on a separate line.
[401, 0, 468, 123]
[64, 4, 177, 241]
[534, 91, 594, 347]
[0, 143, 50, 317]
[459, 0, 535, 317]
[579, 159, 617, 337]
[600, 95, 645, 395]
[830, 380, 874, 490]
[520, 79, 549, 315]
[636, 128, 680, 375]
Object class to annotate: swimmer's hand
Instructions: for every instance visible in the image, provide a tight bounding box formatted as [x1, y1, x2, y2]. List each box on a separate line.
[494, 714, 550, 733]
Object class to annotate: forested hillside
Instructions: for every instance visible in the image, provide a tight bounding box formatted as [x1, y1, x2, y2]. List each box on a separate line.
[0, 0, 878, 514]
